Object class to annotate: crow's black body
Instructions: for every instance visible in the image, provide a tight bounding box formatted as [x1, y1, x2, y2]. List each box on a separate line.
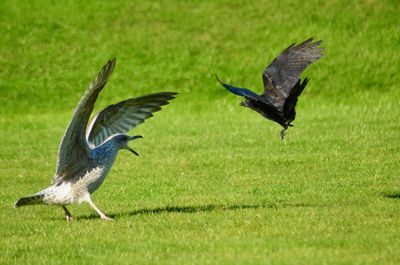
[217, 38, 323, 139]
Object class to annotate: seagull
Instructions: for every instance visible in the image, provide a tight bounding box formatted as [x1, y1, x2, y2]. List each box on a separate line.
[14, 58, 177, 221]
[216, 38, 323, 139]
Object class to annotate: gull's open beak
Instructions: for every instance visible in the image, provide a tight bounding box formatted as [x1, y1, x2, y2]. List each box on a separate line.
[128, 147, 139, 156]
[127, 135, 143, 157]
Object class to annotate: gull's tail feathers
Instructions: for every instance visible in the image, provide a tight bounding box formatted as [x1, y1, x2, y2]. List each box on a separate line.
[14, 194, 45, 208]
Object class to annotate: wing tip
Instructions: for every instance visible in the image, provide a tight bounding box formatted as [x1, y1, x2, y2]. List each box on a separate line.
[214, 74, 233, 92]
[103, 57, 116, 72]
[106, 57, 116, 67]
[152, 91, 179, 101]
[298, 38, 324, 58]
[105, 57, 117, 74]
[298, 37, 323, 47]
[301, 77, 309, 86]
[92, 58, 117, 89]
[215, 74, 223, 84]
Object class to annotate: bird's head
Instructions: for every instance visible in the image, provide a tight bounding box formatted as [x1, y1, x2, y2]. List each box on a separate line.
[113, 134, 143, 156]
[240, 99, 250, 108]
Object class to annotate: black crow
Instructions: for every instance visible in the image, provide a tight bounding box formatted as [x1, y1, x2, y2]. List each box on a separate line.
[216, 38, 323, 139]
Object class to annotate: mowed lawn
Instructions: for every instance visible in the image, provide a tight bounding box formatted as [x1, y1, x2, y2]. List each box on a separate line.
[0, 0, 399, 264]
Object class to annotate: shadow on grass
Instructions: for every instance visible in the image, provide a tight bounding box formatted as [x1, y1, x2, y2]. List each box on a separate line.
[78, 202, 317, 220]
[383, 192, 400, 199]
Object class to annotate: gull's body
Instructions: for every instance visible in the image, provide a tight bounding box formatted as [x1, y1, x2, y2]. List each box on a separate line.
[217, 38, 323, 139]
[14, 59, 177, 221]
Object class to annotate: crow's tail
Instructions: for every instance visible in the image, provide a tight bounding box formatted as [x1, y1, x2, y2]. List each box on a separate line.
[14, 194, 44, 208]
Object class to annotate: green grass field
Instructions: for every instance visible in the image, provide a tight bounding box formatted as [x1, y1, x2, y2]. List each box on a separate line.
[1, 0, 399, 264]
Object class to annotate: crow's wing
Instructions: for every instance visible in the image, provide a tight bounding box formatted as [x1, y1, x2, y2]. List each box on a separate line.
[86, 92, 177, 147]
[54, 59, 116, 183]
[283, 78, 308, 123]
[215, 75, 260, 101]
[262, 38, 323, 111]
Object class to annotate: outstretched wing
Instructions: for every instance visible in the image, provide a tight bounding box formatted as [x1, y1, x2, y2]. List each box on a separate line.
[262, 38, 323, 111]
[283, 78, 308, 123]
[215, 75, 260, 101]
[86, 92, 178, 147]
[54, 58, 116, 183]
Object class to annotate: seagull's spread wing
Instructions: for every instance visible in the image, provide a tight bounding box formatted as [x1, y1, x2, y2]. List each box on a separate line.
[86, 92, 177, 147]
[262, 38, 323, 111]
[54, 59, 116, 183]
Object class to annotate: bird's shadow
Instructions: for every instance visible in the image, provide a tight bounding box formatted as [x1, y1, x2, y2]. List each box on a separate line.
[383, 192, 400, 199]
[77, 202, 317, 220]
